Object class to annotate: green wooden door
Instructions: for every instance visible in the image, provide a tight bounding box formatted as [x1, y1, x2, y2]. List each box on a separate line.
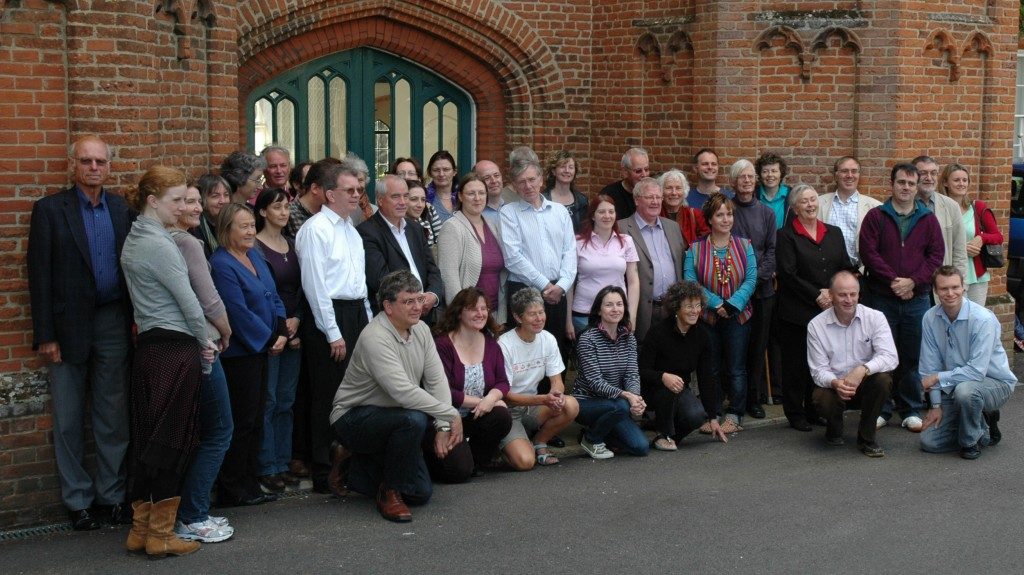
[247, 47, 474, 193]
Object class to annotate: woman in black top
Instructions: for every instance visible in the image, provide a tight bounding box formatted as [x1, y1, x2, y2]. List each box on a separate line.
[542, 150, 589, 232]
[775, 184, 854, 432]
[639, 281, 729, 448]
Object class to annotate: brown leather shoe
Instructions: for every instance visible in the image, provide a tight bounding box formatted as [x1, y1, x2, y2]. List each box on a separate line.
[327, 442, 352, 497]
[289, 459, 310, 478]
[376, 485, 412, 522]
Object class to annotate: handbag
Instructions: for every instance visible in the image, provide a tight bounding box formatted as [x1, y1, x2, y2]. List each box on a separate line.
[978, 206, 1005, 268]
[981, 243, 1004, 268]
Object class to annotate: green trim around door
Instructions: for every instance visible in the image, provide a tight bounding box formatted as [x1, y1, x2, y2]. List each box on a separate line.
[247, 47, 475, 198]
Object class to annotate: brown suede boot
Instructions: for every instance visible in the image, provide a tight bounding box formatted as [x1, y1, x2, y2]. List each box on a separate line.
[145, 497, 200, 558]
[125, 500, 151, 553]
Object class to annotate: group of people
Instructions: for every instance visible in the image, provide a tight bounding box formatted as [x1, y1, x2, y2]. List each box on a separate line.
[28, 137, 1016, 556]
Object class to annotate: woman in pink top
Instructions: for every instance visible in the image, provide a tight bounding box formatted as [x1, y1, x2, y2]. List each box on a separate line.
[566, 194, 640, 339]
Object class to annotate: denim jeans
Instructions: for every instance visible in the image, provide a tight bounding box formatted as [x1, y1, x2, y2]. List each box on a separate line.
[575, 397, 649, 456]
[258, 346, 301, 476]
[920, 378, 1013, 452]
[178, 358, 233, 524]
[332, 406, 432, 503]
[704, 316, 750, 420]
[869, 292, 929, 419]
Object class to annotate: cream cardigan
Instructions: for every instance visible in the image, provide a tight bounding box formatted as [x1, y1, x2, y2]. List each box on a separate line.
[437, 211, 508, 324]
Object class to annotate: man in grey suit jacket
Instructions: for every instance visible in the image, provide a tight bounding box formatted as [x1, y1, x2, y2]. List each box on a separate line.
[618, 177, 687, 342]
[27, 136, 133, 530]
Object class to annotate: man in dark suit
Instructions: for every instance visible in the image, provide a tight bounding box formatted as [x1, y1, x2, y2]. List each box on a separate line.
[618, 177, 686, 342]
[27, 136, 133, 530]
[358, 175, 443, 315]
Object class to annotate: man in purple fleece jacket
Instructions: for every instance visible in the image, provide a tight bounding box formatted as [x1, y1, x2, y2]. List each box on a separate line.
[859, 163, 945, 433]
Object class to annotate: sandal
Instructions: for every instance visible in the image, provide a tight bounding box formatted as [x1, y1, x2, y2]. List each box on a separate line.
[719, 418, 743, 434]
[652, 435, 677, 451]
[533, 444, 560, 466]
[699, 421, 713, 435]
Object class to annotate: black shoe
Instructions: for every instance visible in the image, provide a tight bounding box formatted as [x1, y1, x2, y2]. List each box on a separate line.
[311, 476, 331, 494]
[747, 404, 766, 419]
[548, 435, 566, 448]
[858, 442, 885, 458]
[93, 502, 132, 526]
[824, 434, 845, 446]
[960, 443, 982, 460]
[984, 411, 1001, 446]
[789, 419, 812, 432]
[258, 474, 286, 493]
[68, 508, 100, 531]
[808, 416, 828, 427]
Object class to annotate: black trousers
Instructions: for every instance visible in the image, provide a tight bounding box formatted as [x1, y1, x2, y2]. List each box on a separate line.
[218, 353, 267, 501]
[304, 299, 369, 481]
[644, 384, 707, 441]
[423, 407, 512, 483]
[812, 372, 892, 444]
[778, 320, 817, 424]
[745, 294, 778, 408]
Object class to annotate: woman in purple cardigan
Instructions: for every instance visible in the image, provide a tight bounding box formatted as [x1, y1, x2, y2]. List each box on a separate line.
[426, 287, 513, 482]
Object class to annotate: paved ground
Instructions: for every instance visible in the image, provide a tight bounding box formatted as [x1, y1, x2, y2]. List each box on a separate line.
[2, 388, 1024, 574]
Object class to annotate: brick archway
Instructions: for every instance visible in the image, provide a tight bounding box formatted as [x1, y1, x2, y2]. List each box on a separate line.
[236, 0, 568, 161]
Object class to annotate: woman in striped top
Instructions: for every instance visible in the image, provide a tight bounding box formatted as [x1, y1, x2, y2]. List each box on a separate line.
[683, 193, 757, 435]
[572, 286, 649, 459]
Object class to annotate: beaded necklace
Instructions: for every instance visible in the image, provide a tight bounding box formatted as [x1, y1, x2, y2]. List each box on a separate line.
[712, 243, 733, 287]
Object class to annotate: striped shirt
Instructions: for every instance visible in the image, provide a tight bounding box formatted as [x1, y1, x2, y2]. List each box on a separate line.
[500, 198, 577, 292]
[826, 191, 861, 266]
[572, 325, 641, 399]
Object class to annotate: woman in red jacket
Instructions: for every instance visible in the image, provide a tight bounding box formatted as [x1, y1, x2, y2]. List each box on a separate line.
[940, 163, 1004, 305]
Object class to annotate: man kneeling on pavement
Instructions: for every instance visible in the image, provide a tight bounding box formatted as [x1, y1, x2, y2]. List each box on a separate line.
[919, 265, 1016, 460]
[327, 270, 462, 522]
[807, 270, 898, 457]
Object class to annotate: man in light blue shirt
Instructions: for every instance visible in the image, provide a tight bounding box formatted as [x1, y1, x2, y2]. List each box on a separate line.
[500, 158, 576, 370]
[919, 265, 1016, 459]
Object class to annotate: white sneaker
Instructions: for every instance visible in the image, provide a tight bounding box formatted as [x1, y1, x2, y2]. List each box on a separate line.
[876, 416, 887, 430]
[175, 518, 234, 543]
[208, 515, 230, 527]
[580, 438, 615, 460]
[902, 415, 923, 432]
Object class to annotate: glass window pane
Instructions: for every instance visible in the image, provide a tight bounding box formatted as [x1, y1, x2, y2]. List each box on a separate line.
[253, 98, 273, 155]
[394, 79, 411, 158]
[276, 100, 295, 157]
[307, 77, 325, 161]
[329, 77, 347, 158]
[374, 80, 392, 177]
[422, 101, 439, 165]
[442, 102, 458, 167]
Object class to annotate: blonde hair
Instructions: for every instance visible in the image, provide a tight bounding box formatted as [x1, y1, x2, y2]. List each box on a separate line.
[124, 165, 186, 212]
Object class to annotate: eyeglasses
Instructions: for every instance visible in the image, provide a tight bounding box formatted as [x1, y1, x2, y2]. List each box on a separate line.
[249, 175, 266, 185]
[680, 303, 703, 311]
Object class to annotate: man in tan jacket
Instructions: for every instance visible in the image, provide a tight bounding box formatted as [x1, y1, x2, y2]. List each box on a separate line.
[818, 156, 881, 269]
[912, 155, 968, 276]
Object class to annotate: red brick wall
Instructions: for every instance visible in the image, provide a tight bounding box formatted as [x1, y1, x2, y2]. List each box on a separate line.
[0, 0, 1019, 531]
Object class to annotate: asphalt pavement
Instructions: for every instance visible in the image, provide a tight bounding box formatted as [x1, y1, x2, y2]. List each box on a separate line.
[2, 388, 1024, 574]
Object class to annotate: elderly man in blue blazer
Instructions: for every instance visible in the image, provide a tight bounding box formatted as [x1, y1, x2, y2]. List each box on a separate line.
[28, 136, 134, 530]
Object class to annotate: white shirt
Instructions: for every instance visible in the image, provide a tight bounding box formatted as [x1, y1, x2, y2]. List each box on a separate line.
[498, 329, 564, 396]
[385, 217, 422, 284]
[295, 208, 371, 342]
[806, 303, 899, 388]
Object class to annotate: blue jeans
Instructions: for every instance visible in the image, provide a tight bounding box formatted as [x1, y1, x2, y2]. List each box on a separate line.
[332, 406, 432, 503]
[870, 292, 929, 419]
[258, 346, 301, 476]
[571, 314, 589, 335]
[920, 378, 1013, 452]
[178, 358, 233, 524]
[704, 316, 750, 420]
[575, 397, 649, 456]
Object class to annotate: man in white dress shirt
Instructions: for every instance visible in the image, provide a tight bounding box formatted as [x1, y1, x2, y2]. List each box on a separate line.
[295, 161, 372, 494]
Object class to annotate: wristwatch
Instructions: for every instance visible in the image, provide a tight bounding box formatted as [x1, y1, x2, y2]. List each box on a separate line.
[438, 425, 452, 433]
